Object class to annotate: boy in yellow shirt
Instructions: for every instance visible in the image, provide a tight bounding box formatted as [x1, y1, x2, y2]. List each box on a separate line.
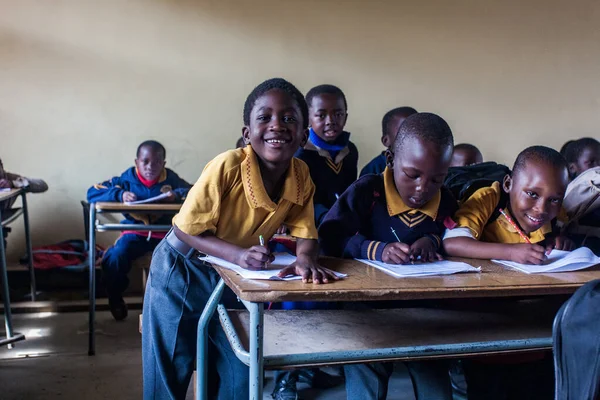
[141, 78, 338, 400]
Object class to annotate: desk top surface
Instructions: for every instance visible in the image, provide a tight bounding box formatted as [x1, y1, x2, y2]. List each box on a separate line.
[214, 257, 600, 303]
[0, 188, 22, 202]
[94, 201, 182, 212]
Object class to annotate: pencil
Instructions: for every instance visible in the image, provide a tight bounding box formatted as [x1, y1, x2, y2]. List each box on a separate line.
[499, 208, 532, 244]
[390, 227, 401, 242]
[259, 235, 265, 247]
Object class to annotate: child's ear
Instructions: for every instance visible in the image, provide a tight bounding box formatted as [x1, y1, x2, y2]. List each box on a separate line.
[300, 128, 309, 148]
[241, 127, 250, 144]
[381, 135, 390, 149]
[502, 174, 512, 193]
[385, 149, 395, 168]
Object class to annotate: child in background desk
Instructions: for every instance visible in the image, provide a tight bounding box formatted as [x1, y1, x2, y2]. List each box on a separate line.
[450, 143, 483, 167]
[294, 84, 359, 226]
[86, 140, 191, 321]
[0, 157, 48, 247]
[320, 113, 457, 400]
[563, 137, 600, 180]
[443, 146, 573, 400]
[360, 106, 417, 177]
[141, 78, 338, 400]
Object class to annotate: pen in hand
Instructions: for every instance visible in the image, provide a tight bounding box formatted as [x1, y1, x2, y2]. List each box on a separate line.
[259, 235, 271, 269]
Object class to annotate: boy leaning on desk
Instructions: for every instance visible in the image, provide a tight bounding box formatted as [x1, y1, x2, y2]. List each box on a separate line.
[86, 140, 191, 321]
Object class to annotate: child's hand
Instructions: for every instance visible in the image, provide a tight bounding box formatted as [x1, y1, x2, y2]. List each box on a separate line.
[276, 224, 288, 235]
[122, 191, 137, 203]
[161, 191, 177, 203]
[236, 246, 274, 270]
[0, 179, 13, 188]
[508, 243, 547, 264]
[382, 242, 411, 264]
[277, 255, 339, 284]
[409, 237, 443, 263]
[546, 235, 576, 252]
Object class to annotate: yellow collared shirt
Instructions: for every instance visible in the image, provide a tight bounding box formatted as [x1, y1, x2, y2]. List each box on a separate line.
[453, 181, 552, 244]
[173, 146, 318, 248]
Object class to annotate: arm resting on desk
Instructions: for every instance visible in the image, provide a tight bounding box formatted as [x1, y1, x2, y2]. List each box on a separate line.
[6, 172, 48, 193]
[87, 176, 125, 202]
[444, 236, 547, 265]
[277, 238, 339, 283]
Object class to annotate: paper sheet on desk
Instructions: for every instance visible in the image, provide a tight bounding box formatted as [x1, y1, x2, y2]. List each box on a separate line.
[0, 188, 11, 192]
[201, 253, 348, 281]
[493, 247, 600, 274]
[356, 259, 480, 278]
[124, 192, 171, 205]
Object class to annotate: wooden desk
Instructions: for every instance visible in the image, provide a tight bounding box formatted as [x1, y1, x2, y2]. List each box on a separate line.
[87, 201, 182, 355]
[195, 257, 600, 400]
[0, 188, 31, 347]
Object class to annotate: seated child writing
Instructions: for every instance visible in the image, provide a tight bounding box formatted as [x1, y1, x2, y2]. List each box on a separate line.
[443, 146, 573, 400]
[450, 143, 483, 167]
[320, 112, 457, 400]
[443, 145, 573, 262]
[87, 140, 191, 321]
[360, 106, 417, 177]
[141, 78, 339, 400]
[0, 157, 48, 248]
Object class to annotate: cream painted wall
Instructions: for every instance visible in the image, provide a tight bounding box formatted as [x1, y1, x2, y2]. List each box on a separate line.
[1, 0, 599, 259]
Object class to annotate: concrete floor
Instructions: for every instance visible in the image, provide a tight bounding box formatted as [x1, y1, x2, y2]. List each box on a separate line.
[0, 311, 421, 400]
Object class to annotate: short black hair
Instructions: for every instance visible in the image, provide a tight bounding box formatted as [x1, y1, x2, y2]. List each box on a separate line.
[243, 78, 309, 129]
[563, 137, 600, 163]
[235, 137, 245, 148]
[137, 140, 166, 159]
[394, 112, 454, 153]
[559, 140, 575, 158]
[454, 143, 482, 154]
[381, 107, 418, 137]
[512, 145, 567, 175]
[305, 84, 348, 111]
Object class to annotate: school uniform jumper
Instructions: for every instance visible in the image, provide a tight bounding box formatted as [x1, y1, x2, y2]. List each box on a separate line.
[359, 151, 387, 177]
[294, 129, 358, 227]
[319, 167, 458, 400]
[141, 146, 318, 399]
[86, 167, 191, 300]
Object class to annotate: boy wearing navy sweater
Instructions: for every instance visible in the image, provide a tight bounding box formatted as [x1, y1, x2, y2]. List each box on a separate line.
[320, 113, 457, 400]
[360, 106, 417, 177]
[87, 140, 191, 320]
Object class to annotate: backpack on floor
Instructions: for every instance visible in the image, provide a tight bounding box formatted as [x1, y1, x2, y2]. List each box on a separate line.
[560, 167, 600, 238]
[444, 162, 511, 203]
[20, 239, 104, 271]
[553, 279, 600, 400]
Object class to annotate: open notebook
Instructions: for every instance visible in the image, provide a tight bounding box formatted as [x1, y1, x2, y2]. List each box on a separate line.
[493, 247, 600, 274]
[201, 253, 348, 281]
[356, 259, 480, 278]
[124, 192, 171, 205]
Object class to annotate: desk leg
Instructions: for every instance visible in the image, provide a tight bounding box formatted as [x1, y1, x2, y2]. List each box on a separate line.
[247, 301, 264, 400]
[88, 205, 96, 356]
[0, 209, 15, 348]
[20, 192, 36, 301]
[196, 278, 225, 400]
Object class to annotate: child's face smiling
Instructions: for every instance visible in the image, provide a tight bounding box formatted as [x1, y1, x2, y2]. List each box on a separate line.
[243, 89, 307, 168]
[309, 93, 347, 143]
[390, 136, 452, 209]
[504, 161, 568, 234]
[570, 144, 600, 177]
[135, 146, 165, 182]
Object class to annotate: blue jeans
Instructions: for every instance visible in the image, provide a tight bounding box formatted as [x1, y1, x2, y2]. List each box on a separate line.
[345, 361, 452, 400]
[102, 233, 160, 298]
[142, 239, 248, 400]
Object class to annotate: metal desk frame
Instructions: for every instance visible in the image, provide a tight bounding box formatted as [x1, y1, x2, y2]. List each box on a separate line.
[0, 189, 35, 348]
[87, 202, 180, 355]
[195, 260, 600, 400]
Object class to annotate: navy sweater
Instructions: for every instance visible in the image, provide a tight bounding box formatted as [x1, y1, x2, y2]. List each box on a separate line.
[295, 141, 359, 225]
[359, 152, 387, 177]
[319, 173, 457, 261]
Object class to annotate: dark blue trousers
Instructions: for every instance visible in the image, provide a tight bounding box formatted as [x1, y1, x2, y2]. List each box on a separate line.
[101, 233, 160, 298]
[142, 239, 248, 400]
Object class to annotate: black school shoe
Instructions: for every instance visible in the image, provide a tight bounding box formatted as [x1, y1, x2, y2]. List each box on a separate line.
[108, 296, 128, 321]
[271, 372, 298, 400]
[297, 368, 345, 389]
